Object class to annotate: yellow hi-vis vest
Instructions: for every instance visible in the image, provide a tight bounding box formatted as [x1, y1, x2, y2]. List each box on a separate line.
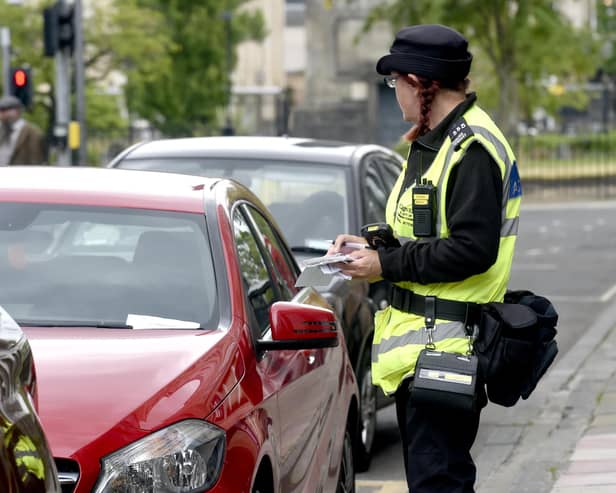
[372, 104, 522, 395]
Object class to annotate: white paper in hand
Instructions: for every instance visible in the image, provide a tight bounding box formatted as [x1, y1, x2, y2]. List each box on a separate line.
[295, 253, 353, 287]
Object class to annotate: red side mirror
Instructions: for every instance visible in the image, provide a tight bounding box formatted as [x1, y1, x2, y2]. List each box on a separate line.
[257, 302, 339, 351]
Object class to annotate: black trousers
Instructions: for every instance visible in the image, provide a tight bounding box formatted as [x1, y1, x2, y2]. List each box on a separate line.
[394, 379, 486, 493]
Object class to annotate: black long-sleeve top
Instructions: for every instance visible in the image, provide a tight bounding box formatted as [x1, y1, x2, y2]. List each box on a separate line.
[378, 93, 503, 285]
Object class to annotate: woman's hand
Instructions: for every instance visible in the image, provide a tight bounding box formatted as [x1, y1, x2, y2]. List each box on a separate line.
[328, 234, 382, 282]
[328, 234, 368, 255]
[336, 247, 383, 282]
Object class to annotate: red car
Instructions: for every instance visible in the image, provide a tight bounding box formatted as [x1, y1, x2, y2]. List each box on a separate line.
[0, 167, 358, 493]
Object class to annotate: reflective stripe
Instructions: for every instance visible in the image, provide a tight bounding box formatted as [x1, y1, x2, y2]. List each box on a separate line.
[501, 216, 519, 237]
[435, 144, 457, 235]
[470, 126, 515, 226]
[372, 320, 465, 363]
[436, 124, 518, 239]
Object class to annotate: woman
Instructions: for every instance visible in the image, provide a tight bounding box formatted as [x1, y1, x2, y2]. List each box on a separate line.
[329, 24, 522, 492]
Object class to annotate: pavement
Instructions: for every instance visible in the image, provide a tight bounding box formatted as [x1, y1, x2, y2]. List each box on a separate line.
[475, 296, 616, 493]
[356, 296, 616, 493]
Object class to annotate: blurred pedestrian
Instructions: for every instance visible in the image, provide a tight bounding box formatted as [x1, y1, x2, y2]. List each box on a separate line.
[329, 24, 522, 492]
[0, 95, 46, 165]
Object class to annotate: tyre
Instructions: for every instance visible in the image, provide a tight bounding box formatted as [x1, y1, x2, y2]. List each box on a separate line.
[337, 426, 355, 493]
[354, 345, 377, 472]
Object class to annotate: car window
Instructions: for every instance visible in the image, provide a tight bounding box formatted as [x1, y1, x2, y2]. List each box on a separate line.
[362, 154, 402, 224]
[116, 158, 350, 250]
[0, 202, 218, 329]
[244, 205, 299, 301]
[232, 207, 278, 336]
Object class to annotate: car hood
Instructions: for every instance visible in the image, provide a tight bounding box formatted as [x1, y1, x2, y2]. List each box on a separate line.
[23, 327, 243, 459]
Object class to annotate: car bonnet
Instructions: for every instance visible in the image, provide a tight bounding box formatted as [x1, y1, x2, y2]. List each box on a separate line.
[23, 326, 243, 459]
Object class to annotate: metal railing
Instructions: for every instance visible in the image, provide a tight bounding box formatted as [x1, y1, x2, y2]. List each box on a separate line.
[516, 132, 616, 202]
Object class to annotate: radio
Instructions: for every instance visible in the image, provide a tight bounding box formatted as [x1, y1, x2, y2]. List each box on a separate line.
[412, 179, 436, 237]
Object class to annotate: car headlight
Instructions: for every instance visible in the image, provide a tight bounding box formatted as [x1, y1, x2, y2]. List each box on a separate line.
[93, 420, 225, 493]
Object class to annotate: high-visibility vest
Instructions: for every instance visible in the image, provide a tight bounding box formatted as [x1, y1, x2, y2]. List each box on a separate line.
[373, 104, 522, 395]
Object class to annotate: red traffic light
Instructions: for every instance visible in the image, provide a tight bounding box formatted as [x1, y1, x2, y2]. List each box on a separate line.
[13, 69, 27, 88]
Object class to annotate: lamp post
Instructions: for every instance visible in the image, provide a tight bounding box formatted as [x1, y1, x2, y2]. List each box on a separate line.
[1, 27, 10, 97]
[221, 10, 234, 136]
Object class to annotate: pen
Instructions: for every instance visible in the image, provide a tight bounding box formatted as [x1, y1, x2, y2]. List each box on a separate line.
[329, 240, 370, 250]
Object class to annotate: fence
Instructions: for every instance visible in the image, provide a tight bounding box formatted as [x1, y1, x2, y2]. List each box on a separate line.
[395, 132, 616, 203]
[516, 132, 616, 202]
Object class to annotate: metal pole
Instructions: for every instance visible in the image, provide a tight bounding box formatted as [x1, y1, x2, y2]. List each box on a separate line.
[1, 27, 10, 97]
[222, 11, 234, 136]
[54, 0, 71, 166]
[73, 0, 86, 165]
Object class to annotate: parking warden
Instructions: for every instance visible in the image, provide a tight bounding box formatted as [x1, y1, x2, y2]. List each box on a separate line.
[330, 24, 522, 492]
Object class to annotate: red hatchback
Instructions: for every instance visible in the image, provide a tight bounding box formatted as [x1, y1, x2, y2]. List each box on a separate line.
[0, 167, 359, 493]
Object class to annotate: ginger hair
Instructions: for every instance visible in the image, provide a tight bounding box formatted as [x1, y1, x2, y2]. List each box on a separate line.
[403, 75, 441, 142]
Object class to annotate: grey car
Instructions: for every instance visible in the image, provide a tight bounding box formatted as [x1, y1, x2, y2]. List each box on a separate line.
[109, 136, 403, 470]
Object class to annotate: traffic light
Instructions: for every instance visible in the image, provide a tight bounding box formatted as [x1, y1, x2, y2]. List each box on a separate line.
[43, 1, 75, 57]
[10, 67, 33, 109]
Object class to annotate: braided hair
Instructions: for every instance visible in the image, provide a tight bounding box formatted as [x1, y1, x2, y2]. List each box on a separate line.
[402, 75, 441, 142]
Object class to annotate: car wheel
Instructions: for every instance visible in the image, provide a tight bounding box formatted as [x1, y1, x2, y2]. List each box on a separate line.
[355, 346, 377, 472]
[337, 426, 355, 493]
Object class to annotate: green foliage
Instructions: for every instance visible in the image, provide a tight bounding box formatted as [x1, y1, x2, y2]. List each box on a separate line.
[519, 131, 616, 154]
[0, 0, 149, 136]
[129, 0, 266, 136]
[363, 0, 600, 135]
[0, 0, 265, 149]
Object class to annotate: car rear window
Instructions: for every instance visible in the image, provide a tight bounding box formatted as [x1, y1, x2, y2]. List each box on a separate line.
[0, 202, 218, 329]
[115, 157, 350, 249]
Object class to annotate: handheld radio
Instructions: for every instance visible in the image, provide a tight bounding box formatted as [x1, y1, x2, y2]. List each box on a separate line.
[412, 179, 436, 237]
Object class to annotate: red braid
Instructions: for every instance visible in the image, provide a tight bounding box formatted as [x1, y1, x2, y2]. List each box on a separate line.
[403, 76, 441, 142]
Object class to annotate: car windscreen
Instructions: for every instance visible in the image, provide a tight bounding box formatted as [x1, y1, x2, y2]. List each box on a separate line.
[116, 158, 349, 250]
[0, 202, 218, 329]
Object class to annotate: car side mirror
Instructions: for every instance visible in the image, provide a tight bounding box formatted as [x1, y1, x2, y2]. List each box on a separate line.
[256, 301, 339, 351]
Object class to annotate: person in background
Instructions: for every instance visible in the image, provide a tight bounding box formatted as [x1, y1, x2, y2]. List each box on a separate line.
[0, 95, 46, 165]
[329, 24, 522, 493]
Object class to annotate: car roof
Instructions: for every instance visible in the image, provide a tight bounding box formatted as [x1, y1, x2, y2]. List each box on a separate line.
[0, 166, 217, 213]
[115, 136, 393, 165]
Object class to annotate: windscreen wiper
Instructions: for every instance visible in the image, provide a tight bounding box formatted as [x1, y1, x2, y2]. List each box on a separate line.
[19, 320, 134, 329]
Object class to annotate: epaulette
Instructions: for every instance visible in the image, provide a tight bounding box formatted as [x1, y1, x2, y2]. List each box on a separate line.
[448, 118, 474, 151]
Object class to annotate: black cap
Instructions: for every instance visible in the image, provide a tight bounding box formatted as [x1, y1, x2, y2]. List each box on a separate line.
[376, 24, 472, 84]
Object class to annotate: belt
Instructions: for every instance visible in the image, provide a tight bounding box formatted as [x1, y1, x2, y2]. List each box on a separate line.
[390, 286, 479, 327]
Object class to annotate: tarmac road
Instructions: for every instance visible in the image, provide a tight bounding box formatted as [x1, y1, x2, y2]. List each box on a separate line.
[356, 200, 616, 493]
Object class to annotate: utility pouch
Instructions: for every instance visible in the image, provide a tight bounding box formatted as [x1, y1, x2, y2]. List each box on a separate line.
[474, 290, 559, 407]
[409, 296, 480, 413]
[410, 349, 481, 413]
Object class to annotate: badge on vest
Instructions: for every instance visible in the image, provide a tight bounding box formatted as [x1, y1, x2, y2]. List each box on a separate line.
[508, 161, 523, 199]
[448, 118, 474, 151]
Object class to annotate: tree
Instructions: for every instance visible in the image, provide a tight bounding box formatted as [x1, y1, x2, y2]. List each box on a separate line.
[363, 0, 599, 136]
[128, 0, 266, 136]
[0, 0, 172, 141]
[1, 0, 264, 148]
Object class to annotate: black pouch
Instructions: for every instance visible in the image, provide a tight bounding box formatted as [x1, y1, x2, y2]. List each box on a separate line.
[410, 349, 481, 413]
[475, 291, 559, 407]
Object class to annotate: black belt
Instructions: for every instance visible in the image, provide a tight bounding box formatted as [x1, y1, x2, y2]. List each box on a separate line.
[390, 286, 479, 327]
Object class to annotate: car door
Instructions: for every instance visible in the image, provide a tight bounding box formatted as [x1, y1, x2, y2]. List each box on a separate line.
[235, 203, 337, 492]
